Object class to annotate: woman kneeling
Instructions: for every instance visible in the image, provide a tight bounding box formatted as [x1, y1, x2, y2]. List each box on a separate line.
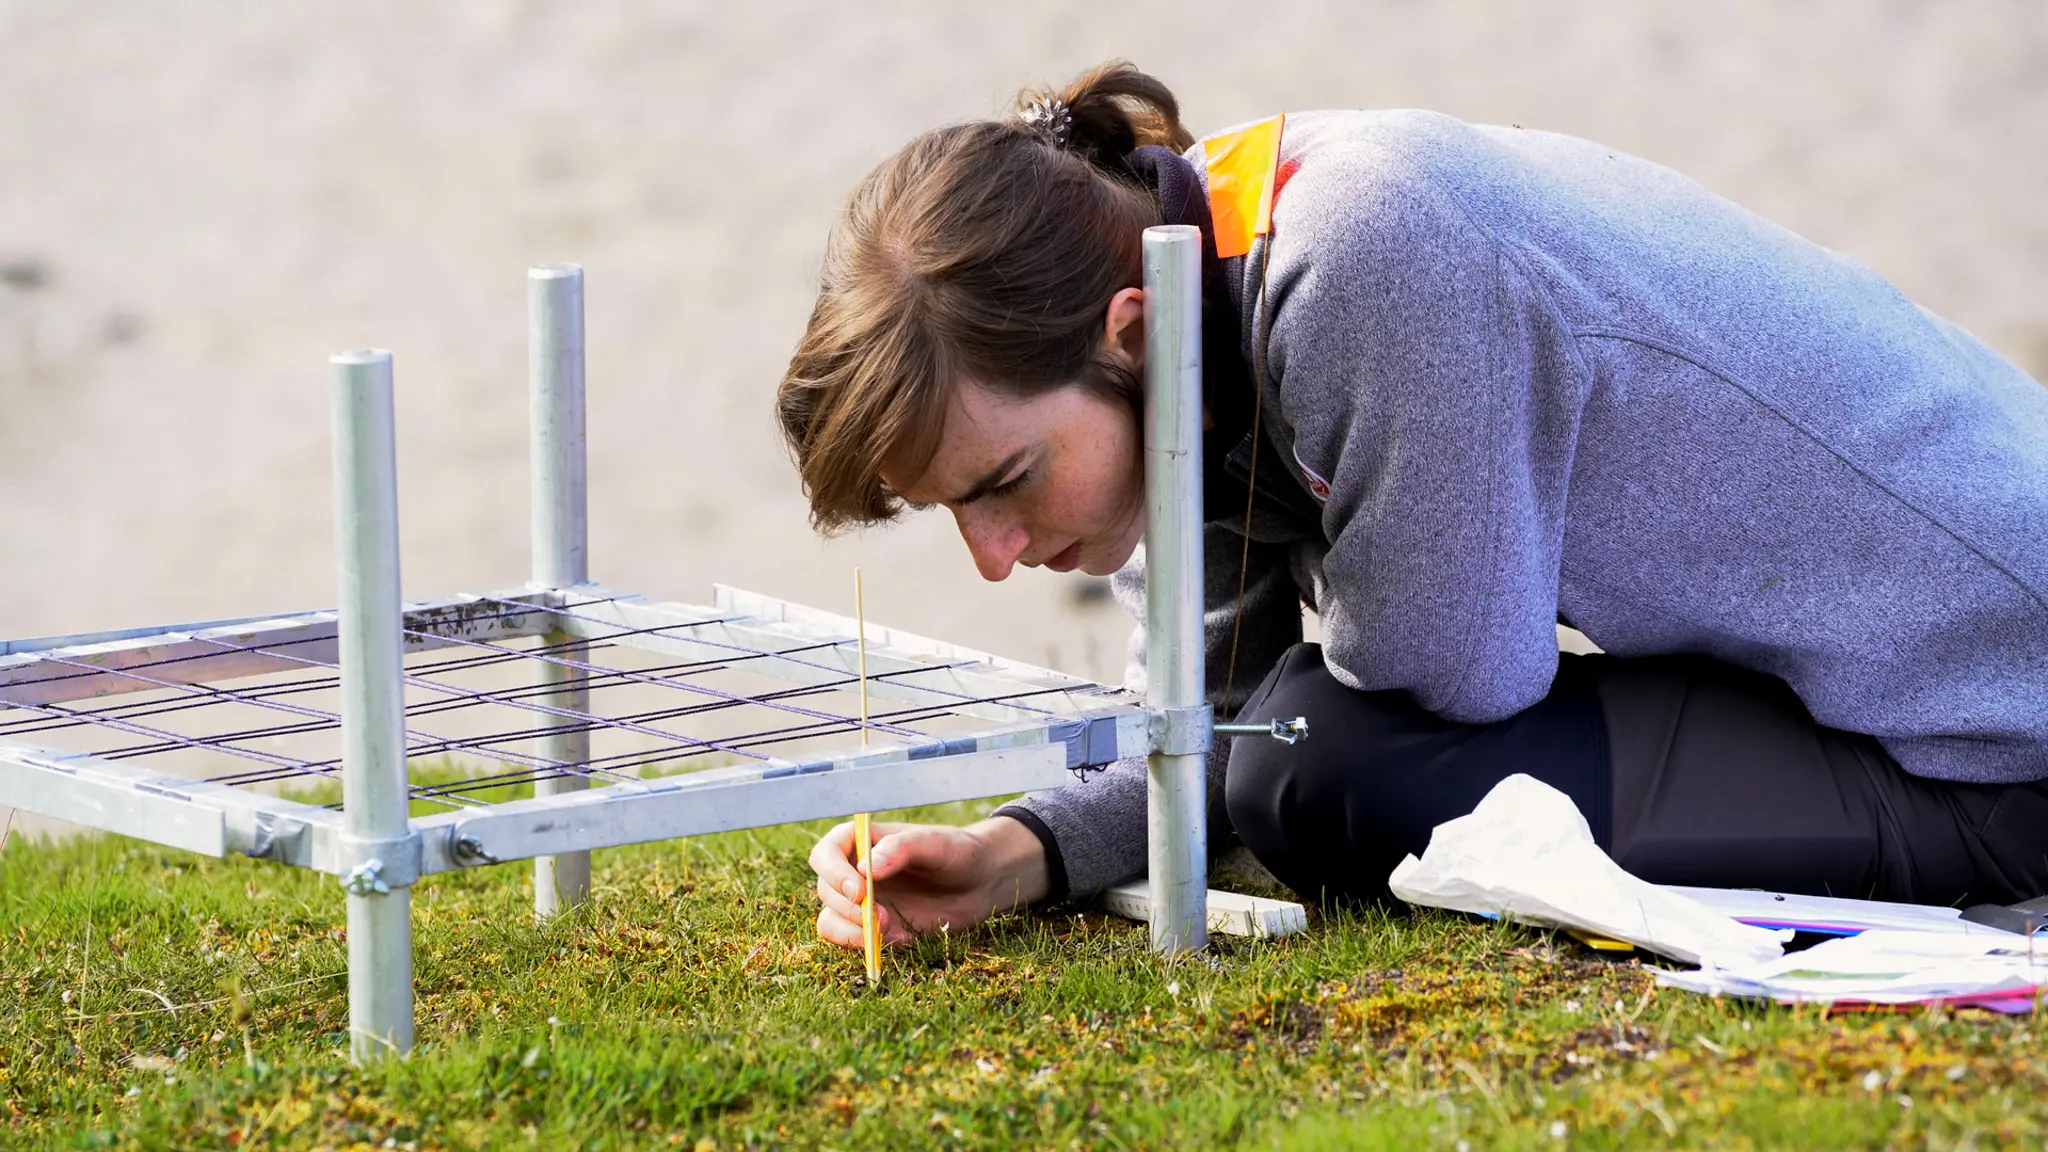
[776, 62, 2048, 948]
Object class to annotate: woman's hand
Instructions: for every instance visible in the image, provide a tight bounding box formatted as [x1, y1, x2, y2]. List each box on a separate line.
[809, 815, 1050, 948]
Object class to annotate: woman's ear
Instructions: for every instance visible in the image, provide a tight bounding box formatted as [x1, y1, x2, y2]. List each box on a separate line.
[1102, 287, 1147, 374]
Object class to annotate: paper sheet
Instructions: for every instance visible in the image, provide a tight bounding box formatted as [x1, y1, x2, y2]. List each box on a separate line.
[1387, 774, 1789, 967]
[1658, 885, 2010, 937]
[1654, 929, 2048, 1011]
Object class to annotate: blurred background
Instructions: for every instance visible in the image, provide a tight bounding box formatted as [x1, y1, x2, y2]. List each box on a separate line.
[2, 0, 2045, 691]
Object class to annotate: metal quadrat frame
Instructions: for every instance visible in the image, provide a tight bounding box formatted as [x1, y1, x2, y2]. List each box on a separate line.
[0, 228, 1218, 1062]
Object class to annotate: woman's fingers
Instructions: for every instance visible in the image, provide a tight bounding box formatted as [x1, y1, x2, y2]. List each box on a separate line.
[863, 823, 924, 879]
[867, 825, 977, 883]
[816, 871, 865, 923]
[816, 905, 865, 950]
[880, 904, 925, 948]
[808, 821, 861, 887]
[811, 821, 987, 950]
[817, 900, 916, 950]
[813, 820, 937, 888]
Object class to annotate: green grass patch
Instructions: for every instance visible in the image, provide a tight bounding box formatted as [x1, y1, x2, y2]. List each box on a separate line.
[2, 802, 2044, 1149]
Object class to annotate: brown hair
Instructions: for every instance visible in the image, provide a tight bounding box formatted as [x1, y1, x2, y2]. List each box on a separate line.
[776, 61, 1195, 532]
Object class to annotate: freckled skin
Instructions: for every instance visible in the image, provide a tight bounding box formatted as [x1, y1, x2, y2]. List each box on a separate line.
[880, 287, 1154, 583]
[882, 383, 1147, 581]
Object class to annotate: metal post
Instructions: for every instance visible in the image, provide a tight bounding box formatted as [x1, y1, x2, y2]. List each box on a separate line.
[331, 349, 415, 1061]
[529, 264, 591, 917]
[1140, 225, 1208, 954]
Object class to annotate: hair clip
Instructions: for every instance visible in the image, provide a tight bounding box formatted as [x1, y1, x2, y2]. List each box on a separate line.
[1019, 96, 1073, 147]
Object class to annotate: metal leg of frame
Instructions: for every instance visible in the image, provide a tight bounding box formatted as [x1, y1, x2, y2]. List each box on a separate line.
[529, 264, 592, 917]
[1140, 225, 1208, 954]
[331, 349, 416, 1061]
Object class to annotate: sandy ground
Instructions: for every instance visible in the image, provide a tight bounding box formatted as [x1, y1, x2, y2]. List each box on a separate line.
[2, 3, 2045, 840]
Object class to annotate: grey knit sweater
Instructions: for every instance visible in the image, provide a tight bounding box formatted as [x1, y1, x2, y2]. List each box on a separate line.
[997, 110, 2048, 899]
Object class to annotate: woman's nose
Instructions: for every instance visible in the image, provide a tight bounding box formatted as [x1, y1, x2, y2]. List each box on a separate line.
[953, 508, 1029, 582]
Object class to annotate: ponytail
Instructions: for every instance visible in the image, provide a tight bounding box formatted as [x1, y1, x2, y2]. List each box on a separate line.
[1012, 60, 1196, 179]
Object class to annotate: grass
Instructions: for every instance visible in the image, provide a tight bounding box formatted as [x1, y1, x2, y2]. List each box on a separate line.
[2, 797, 2044, 1151]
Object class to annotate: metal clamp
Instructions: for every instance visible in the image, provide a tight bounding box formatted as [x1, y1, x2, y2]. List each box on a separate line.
[334, 831, 422, 889]
[1147, 705, 1212, 757]
[1214, 716, 1309, 745]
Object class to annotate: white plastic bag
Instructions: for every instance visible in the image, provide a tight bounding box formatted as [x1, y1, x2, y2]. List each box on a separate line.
[1387, 774, 1787, 967]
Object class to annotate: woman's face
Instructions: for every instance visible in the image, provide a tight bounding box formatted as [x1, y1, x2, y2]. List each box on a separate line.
[881, 380, 1146, 582]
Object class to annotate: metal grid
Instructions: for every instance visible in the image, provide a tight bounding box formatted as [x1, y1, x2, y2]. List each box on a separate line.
[0, 585, 1146, 871]
[0, 590, 1119, 813]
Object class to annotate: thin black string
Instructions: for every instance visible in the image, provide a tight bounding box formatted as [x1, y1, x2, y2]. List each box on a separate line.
[1221, 234, 1276, 709]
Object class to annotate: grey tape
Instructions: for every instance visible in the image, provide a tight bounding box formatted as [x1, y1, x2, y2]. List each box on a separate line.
[1052, 715, 1131, 769]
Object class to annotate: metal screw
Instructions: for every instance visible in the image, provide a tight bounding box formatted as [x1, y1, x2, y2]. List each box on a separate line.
[454, 835, 487, 862]
[1214, 716, 1309, 745]
[340, 858, 390, 896]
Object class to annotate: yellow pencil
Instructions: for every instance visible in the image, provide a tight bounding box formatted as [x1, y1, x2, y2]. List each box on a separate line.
[853, 569, 882, 984]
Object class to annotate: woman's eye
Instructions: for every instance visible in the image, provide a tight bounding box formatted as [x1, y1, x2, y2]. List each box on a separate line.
[989, 468, 1032, 498]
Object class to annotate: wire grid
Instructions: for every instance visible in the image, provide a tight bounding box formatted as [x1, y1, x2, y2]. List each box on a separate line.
[0, 595, 1107, 814]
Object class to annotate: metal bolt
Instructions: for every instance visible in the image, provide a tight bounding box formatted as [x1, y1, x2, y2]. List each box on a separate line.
[1213, 716, 1309, 745]
[454, 835, 487, 862]
[340, 858, 390, 896]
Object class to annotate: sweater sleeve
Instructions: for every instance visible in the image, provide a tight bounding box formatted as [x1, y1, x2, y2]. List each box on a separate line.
[1265, 166, 1586, 722]
[993, 525, 1302, 899]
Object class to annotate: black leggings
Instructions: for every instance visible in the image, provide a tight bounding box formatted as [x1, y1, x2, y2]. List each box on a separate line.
[1224, 643, 2048, 909]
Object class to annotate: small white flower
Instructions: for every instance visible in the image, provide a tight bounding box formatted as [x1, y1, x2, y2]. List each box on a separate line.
[1561, 1000, 1580, 1013]
[1550, 1120, 1568, 1139]
[1166, 981, 1180, 997]
[1861, 1070, 1884, 1092]
[1457, 1142, 1472, 1152]
[1947, 1064, 1968, 1082]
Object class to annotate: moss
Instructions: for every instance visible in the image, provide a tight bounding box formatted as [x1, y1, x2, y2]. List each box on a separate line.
[2, 803, 2043, 1149]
